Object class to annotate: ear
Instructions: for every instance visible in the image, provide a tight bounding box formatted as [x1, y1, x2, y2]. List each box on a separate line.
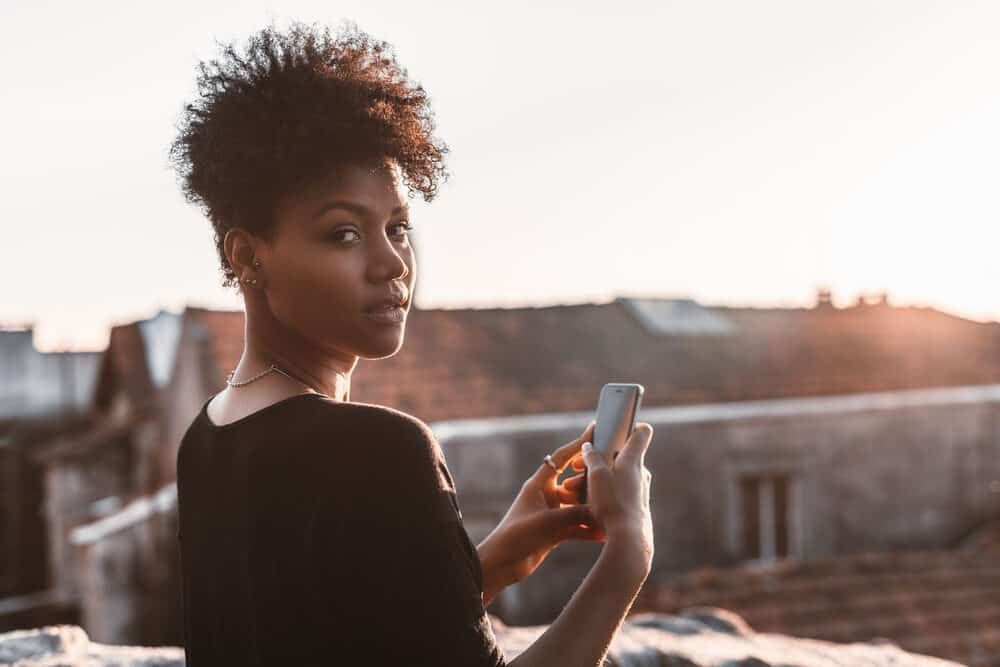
[225, 227, 264, 287]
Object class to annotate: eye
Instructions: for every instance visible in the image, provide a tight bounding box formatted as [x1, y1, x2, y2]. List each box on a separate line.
[327, 222, 414, 244]
[328, 228, 361, 243]
[391, 221, 415, 239]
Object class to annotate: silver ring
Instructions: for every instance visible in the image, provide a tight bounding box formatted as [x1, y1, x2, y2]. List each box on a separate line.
[543, 454, 558, 471]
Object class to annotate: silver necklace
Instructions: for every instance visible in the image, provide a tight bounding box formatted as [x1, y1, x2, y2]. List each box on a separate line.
[226, 364, 328, 397]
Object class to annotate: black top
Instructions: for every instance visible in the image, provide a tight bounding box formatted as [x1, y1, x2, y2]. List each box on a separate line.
[175, 392, 507, 666]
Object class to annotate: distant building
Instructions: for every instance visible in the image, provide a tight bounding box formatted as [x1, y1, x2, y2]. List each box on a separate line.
[0, 311, 179, 636]
[0, 324, 100, 622]
[0, 325, 100, 418]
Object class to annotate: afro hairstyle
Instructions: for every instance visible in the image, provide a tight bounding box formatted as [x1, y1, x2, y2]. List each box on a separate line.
[168, 20, 449, 289]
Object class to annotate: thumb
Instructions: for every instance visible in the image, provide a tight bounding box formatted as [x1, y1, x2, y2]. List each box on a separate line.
[580, 442, 611, 477]
[620, 422, 654, 467]
[580, 441, 609, 470]
[580, 441, 613, 504]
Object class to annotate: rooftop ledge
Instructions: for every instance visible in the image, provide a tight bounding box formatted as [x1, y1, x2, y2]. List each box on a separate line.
[0, 608, 961, 666]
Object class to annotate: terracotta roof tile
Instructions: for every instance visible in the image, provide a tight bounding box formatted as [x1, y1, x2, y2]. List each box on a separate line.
[185, 307, 244, 385]
[184, 299, 1000, 421]
[93, 323, 155, 411]
[639, 545, 1000, 666]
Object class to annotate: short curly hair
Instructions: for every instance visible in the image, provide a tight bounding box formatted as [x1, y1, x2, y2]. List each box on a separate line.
[168, 20, 449, 289]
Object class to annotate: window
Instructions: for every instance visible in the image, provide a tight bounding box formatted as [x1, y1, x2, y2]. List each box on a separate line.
[740, 473, 791, 561]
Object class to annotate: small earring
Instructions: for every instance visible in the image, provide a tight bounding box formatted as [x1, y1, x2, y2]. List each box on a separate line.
[243, 259, 262, 288]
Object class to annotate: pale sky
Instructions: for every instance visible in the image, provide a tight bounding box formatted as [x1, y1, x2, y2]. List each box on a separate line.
[3, 0, 999, 351]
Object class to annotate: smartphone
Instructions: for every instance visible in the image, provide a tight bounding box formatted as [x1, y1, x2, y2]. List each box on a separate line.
[578, 382, 644, 504]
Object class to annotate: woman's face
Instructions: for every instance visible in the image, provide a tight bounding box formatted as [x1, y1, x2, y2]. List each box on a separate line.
[260, 162, 415, 360]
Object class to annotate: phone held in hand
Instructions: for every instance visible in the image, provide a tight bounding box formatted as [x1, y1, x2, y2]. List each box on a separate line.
[578, 383, 644, 504]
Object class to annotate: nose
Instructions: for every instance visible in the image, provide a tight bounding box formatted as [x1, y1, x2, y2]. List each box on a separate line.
[367, 231, 410, 283]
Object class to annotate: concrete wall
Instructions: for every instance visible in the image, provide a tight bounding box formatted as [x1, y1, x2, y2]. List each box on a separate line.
[433, 384, 1000, 624]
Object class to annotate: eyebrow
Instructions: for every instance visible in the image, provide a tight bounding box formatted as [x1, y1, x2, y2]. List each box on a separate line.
[312, 200, 410, 221]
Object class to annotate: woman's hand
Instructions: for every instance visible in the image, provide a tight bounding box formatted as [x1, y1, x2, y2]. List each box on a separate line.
[579, 422, 655, 585]
[477, 420, 604, 605]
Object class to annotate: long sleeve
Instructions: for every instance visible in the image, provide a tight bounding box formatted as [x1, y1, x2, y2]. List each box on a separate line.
[306, 415, 506, 666]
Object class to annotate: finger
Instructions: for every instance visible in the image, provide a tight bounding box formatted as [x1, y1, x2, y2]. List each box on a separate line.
[532, 420, 596, 483]
[617, 422, 654, 467]
[580, 442, 614, 500]
[548, 421, 596, 468]
[555, 486, 582, 505]
[571, 454, 585, 472]
[555, 474, 584, 504]
[580, 441, 610, 471]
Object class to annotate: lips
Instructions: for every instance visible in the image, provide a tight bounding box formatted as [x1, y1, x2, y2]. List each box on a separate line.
[363, 294, 408, 313]
[364, 305, 406, 324]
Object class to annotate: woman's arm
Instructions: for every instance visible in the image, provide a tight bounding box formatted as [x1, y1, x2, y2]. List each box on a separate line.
[507, 425, 656, 667]
[508, 534, 650, 667]
[479, 545, 512, 607]
[477, 499, 601, 607]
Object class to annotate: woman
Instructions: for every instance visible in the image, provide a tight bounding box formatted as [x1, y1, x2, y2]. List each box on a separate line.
[168, 20, 654, 666]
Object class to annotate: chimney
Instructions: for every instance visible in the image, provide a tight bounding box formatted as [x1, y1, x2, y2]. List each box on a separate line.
[815, 287, 834, 309]
[855, 290, 890, 307]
